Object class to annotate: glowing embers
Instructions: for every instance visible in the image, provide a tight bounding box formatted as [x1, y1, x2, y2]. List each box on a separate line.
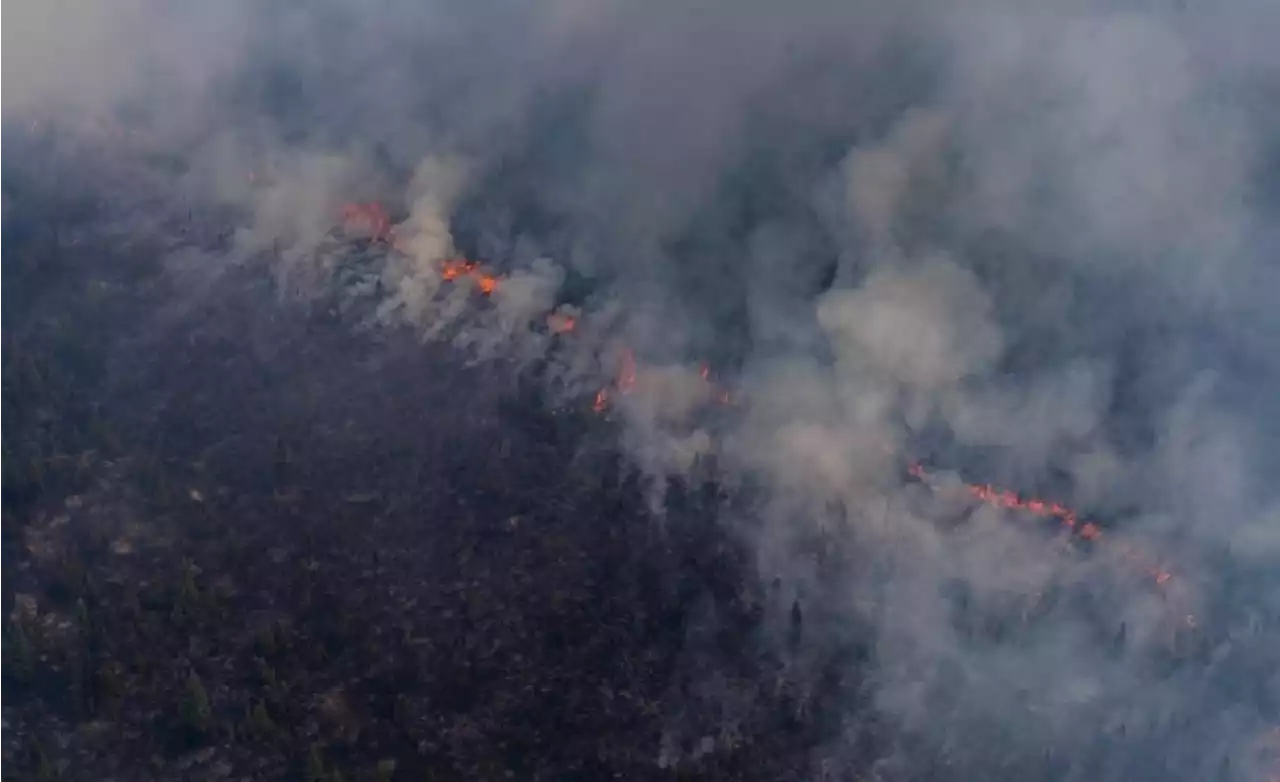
[589, 351, 734, 415]
[908, 461, 1175, 589]
[341, 201, 395, 243]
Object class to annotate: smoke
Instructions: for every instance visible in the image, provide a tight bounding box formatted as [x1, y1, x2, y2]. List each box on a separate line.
[2, 2, 146, 117]
[7, 0, 1280, 778]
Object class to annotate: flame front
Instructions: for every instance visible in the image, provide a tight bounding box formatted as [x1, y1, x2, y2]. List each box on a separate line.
[439, 259, 500, 295]
[320, 202, 1280, 778]
[909, 461, 1176, 590]
[326, 205, 1184, 608]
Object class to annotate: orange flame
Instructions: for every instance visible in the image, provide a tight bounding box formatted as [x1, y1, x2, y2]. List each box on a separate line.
[547, 313, 577, 334]
[338, 206, 499, 290]
[909, 462, 1176, 589]
[440, 259, 499, 295]
[341, 201, 394, 243]
[589, 352, 737, 414]
[589, 349, 638, 414]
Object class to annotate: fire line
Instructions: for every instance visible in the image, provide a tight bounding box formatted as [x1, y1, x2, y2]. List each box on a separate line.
[332, 206, 1185, 608]
[333, 205, 1210, 725]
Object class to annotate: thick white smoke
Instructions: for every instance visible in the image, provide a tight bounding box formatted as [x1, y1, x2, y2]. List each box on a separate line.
[6, 0, 1280, 778]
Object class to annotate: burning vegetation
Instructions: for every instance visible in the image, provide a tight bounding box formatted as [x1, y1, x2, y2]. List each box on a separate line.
[7, 0, 1280, 777]
[2, 127, 1272, 782]
[340, 200, 1184, 615]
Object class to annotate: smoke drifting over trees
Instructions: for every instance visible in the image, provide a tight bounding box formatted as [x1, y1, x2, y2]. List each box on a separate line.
[6, 0, 1280, 778]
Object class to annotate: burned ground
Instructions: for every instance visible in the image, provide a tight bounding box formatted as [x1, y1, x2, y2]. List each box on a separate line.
[1, 145, 869, 781]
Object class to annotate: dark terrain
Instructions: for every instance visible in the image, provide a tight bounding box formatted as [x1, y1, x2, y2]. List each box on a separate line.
[1, 133, 867, 781]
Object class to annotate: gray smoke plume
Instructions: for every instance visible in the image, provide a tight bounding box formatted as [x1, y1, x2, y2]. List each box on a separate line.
[7, 0, 1280, 778]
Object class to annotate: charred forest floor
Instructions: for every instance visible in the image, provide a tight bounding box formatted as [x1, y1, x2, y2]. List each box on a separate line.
[1, 158, 871, 781]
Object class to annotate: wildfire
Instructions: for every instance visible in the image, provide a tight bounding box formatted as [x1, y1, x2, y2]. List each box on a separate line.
[617, 348, 638, 393]
[335, 205, 599, 331]
[591, 349, 637, 413]
[341, 201, 394, 243]
[587, 349, 740, 415]
[353, 171, 1233, 734]
[547, 312, 577, 334]
[325, 206, 1181, 610]
[908, 462, 1176, 589]
[956, 471, 1097, 538]
[440, 259, 500, 295]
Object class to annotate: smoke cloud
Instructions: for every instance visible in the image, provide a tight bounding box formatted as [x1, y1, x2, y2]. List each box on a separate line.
[7, 0, 1280, 778]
